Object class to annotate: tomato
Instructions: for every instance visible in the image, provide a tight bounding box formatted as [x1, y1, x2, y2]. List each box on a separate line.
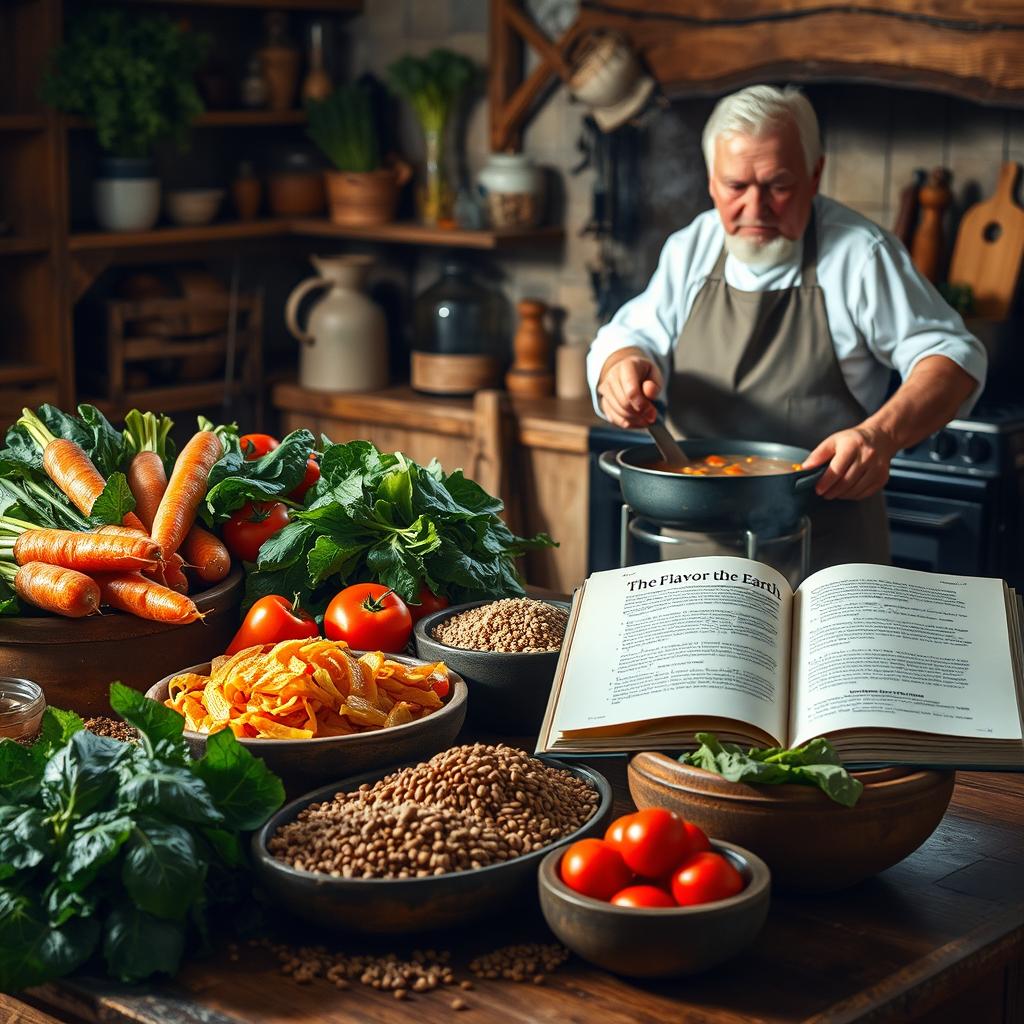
[225, 595, 319, 656]
[670, 851, 745, 907]
[289, 454, 321, 501]
[610, 884, 676, 909]
[617, 808, 700, 879]
[239, 433, 280, 460]
[407, 583, 450, 624]
[681, 820, 712, 856]
[603, 812, 636, 850]
[558, 839, 634, 902]
[222, 501, 290, 564]
[324, 583, 412, 652]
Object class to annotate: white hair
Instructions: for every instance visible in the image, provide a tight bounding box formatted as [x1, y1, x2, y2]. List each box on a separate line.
[702, 85, 822, 176]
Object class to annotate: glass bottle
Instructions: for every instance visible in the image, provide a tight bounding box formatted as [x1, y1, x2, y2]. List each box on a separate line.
[411, 261, 511, 395]
[301, 21, 332, 102]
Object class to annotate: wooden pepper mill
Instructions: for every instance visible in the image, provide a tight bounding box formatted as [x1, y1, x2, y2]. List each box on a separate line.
[505, 299, 554, 397]
[910, 167, 952, 283]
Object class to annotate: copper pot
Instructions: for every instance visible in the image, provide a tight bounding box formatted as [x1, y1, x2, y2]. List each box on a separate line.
[323, 161, 412, 227]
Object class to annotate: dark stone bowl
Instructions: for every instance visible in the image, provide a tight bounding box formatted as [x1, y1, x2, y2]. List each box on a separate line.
[538, 839, 771, 978]
[145, 652, 467, 794]
[251, 758, 613, 934]
[413, 599, 570, 737]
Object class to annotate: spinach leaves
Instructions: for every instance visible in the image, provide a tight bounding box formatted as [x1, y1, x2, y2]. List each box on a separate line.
[682, 732, 864, 807]
[0, 684, 284, 991]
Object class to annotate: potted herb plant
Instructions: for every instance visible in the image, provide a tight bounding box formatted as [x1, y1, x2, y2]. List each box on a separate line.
[306, 84, 410, 227]
[388, 49, 478, 227]
[44, 10, 207, 232]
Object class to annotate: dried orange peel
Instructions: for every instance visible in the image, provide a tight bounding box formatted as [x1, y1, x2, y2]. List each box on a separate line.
[164, 638, 449, 740]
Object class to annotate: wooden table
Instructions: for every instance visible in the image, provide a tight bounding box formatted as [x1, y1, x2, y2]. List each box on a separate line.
[8, 766, 1024, 1024]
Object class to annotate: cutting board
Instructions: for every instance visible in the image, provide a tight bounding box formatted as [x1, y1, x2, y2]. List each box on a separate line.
[948, 161, 1024, 319]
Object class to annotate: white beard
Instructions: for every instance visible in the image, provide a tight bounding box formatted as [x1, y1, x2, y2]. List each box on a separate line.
[724, 231, 799, 269]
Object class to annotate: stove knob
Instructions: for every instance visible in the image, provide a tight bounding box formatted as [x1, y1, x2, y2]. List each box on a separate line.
[964, 433, 992, 465]
[930, 430, 958, 460]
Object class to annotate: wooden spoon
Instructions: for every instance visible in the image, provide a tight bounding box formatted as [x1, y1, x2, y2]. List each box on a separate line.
[647, 416, 691, 469]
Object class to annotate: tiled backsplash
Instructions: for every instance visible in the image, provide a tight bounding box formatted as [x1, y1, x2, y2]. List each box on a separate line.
[349, 3, 1024, 341]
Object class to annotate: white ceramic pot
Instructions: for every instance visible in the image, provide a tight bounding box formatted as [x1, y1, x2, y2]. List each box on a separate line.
[478, 153, 544, 228]
[285, 254, 389, 393]
[93, 158, 161, 233]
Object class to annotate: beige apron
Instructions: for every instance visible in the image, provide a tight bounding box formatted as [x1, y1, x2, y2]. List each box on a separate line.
[667, 211, 890, 572]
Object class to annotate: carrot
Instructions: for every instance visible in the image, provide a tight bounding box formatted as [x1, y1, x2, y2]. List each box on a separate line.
[8, 561, 101, 618]
[18, 409, 146, 531]
[94, 572, 203, 624]
[160, 553, 190, 593]
[8, 528, 160, 572]
[181, 525, 231, 584]
[127, 450, 167, 531]
[95, 525, 189, 593]
[150, 430, 224, 559]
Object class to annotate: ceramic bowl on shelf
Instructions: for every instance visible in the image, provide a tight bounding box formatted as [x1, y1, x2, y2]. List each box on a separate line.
[251, 758, 613, 934]
[627, 752, 955, 893]
[538, 838, 770, 978]
[165, 188, 225, 226]
[413, 599, 570, 736]
[145, 653, 468, 792]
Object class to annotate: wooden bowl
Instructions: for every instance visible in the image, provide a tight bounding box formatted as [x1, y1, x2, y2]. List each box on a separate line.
[413, 600, 569, 736]
[0, 568, 244, 719]
[628, 752, 955, 893]
[251, 759, 613, 934]
[538, 839, 770, 978]
[146, 653, 468, 792]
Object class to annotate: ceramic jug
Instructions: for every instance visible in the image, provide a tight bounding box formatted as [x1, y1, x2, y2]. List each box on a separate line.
[285, 255, 389, 392]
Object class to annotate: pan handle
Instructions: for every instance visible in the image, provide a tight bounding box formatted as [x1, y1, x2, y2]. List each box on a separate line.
[794, 466, 825, 492]
[598, 450, 622, 480]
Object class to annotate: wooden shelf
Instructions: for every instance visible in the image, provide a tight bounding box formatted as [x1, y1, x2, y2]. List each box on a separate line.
[0, 114, 46, 133]
[290, 220, 566, 250]
[0, 236, 50, 256]
[87, 380, 246, 417]
[0, 365, 57, 387]
[116, 0, 361, 10]
[68, 220, 287, 252]
[122, 336, 235, 361]
[66, 110, 307, 129]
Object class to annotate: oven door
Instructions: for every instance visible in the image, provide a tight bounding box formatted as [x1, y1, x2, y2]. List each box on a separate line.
[885, 468, 995, 576]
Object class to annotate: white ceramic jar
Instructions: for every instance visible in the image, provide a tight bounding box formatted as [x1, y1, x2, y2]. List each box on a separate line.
[478, 153, 543, 229]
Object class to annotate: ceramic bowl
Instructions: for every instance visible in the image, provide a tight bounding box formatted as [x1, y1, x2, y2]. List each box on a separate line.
[413, 600, 569, 736]
[538, 838, 770, 978]
[165, 188, 225, 226]
[628, 752, 955, 893]
[251, 758, 613, 934]
[145, 653, 468, 792]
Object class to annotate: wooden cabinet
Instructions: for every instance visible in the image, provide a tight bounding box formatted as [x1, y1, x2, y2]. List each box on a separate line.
[273, 383, 602, 594]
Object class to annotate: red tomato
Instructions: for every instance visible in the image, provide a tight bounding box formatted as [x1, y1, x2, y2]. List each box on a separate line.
[559, 839, 634, 902]
[225, 595, 319, 656]
[239, 433, 280, 460]
[289, 454, 321, 501]
[670, 851, 745, 907]
[681, 820, 711, 856]
[222, 501, 290, 564]
[618, 808, 698, 879]
[324, 583, 412, 652]
[603, 812, 635, 850]
[610, 884, 676, 909]
[407, 583, 450, 624]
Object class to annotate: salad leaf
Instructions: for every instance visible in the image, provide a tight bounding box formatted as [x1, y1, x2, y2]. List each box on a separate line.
[683, 732, 864, 807]
[87, 472, 136, 527]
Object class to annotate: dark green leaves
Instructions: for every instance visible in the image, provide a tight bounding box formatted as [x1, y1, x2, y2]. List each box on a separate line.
[683, 733, 864, 807]
[87, 472, 136, 527]
[122, 819, 204, 919]
[102, 904, 185, 983]
[41, 731, 130, 816]
[191, 729, 284, 831]
[109, 680, 187, 763]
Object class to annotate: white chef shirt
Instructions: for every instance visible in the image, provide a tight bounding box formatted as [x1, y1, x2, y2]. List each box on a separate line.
[587, 194, 987, 419]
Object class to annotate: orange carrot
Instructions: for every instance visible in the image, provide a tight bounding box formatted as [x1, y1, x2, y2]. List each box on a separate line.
[127, 450, 167, 532]
[150, 431, 224, 559]
[160, 553, 190, 594]
[181, 525, 231, 584]
[11, 529, 160, 572]
[13, 562, 100, 618]
[94, 572, 203, 623]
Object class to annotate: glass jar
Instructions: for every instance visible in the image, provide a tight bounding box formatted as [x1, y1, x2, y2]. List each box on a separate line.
[412, 261, 511, 395]
[478, 153, 544, 229]
[0, 677, 45, 742]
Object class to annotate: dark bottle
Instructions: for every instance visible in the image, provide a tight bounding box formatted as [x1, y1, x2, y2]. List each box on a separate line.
[411, 261, 511, 395]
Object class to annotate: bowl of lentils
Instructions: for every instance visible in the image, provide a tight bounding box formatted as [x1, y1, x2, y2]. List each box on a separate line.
[253, 742, 612, 933]
[413, 598, 570, 735]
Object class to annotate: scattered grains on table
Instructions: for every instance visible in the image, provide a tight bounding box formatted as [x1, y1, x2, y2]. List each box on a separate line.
[431, 598, 568, 653]
[450, 997, 469, 1011]
[82, 716, 139, 743]
[267, 743, 598, 878]
[468, 944, 569, 981]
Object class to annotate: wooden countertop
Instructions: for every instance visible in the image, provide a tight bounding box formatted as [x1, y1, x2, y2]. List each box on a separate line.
[14, 765, 1024, 1024]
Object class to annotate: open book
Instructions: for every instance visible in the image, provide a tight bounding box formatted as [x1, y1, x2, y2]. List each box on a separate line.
[536, 557, 1024, 769]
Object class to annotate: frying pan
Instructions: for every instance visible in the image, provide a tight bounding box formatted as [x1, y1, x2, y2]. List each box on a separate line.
[598, 438, 825, 532]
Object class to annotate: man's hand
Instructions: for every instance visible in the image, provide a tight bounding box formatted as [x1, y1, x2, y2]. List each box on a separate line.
[597, 351, 664, 428]
[803, 425, 898, 500]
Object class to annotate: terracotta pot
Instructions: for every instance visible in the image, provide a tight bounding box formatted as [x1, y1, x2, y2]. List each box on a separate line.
[267, 171, 326, 217]
[323, 162, 411, 226]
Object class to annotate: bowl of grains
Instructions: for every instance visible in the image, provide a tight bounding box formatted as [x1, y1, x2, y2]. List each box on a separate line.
[414, 598, 570, 735]
[253, 742, 612, 934]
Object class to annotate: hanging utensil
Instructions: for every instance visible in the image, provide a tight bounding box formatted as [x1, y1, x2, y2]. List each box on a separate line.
[646, 416, 691, 469]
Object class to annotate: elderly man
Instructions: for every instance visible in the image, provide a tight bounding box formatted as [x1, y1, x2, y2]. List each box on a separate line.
[588, 84, 986, 569]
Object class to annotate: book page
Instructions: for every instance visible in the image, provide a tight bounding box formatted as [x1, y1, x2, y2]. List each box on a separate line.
[549, 556, 793, 743]
[790, 564, 1024, 746]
